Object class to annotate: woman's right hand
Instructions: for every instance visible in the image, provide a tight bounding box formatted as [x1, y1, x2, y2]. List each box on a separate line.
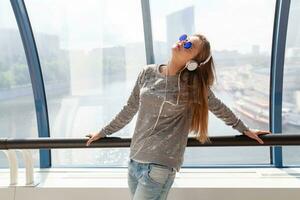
[85, 131, 104, 146]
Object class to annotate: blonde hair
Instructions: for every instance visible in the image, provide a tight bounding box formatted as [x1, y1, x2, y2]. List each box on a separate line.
[178, 33, 217, 144]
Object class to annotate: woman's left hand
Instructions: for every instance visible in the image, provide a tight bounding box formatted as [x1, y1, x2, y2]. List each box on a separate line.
[242, 129, 271, 144]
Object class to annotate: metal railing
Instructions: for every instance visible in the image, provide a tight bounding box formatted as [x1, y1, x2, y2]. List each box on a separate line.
[1, 133, 300, 186]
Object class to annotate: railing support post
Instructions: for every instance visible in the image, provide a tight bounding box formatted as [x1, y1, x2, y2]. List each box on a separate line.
[2, 150, 18, 186]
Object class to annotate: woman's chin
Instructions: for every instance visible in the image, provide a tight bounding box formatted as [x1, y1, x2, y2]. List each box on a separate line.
[171, 47, 180, 56]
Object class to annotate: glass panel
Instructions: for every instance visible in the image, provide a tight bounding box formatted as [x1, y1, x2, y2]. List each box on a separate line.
[25, 0, 146, 167]
[0, 0, 39, 168]
[282, 0, 300, 165]
[150, 0, 275, 166]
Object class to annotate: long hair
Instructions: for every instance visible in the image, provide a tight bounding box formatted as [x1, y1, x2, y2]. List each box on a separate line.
[178, 33, 217, 144]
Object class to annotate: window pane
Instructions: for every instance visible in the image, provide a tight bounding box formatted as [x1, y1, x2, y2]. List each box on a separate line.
[0, 1, 39, 168]
[25, 0, 146, 167]
[282, 0, 300, 165]
[150, 0, 275, 166]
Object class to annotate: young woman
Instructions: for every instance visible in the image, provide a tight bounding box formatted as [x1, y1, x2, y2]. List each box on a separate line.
[85, 33, 271, 200]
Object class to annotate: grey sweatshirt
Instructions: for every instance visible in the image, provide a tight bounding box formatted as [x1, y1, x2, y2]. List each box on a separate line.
[98, 64, 250, 172]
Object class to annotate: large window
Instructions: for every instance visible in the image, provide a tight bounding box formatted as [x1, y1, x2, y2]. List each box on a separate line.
[2, 0, 298, 169]
[150, 0, 275, 166]
[282, 0, 300, 165]
[25, 0, 146, 167]
[0, 0, 39, 168]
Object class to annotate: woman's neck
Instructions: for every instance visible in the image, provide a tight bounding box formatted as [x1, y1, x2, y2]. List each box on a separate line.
[162, 59, 185, 76]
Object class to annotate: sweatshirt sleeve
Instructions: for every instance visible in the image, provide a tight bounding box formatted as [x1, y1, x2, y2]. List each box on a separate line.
[98, 67, 146, 137]
[207, 87, 250, 134]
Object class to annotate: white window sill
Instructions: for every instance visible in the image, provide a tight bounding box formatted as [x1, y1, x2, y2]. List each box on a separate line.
[1, 168, 300, 200]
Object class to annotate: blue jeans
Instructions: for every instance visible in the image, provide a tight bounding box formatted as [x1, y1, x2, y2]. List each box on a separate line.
[127, 158, 176, 200]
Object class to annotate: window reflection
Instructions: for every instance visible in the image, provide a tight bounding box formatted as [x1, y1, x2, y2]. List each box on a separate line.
[0, 0, 39, 168]
[150, 0, 275, 165]
[282, 0, 300, 165]
[26, 0, 146, 167]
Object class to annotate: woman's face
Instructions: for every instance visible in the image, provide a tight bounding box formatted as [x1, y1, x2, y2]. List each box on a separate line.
[171, 35, 202, 63]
